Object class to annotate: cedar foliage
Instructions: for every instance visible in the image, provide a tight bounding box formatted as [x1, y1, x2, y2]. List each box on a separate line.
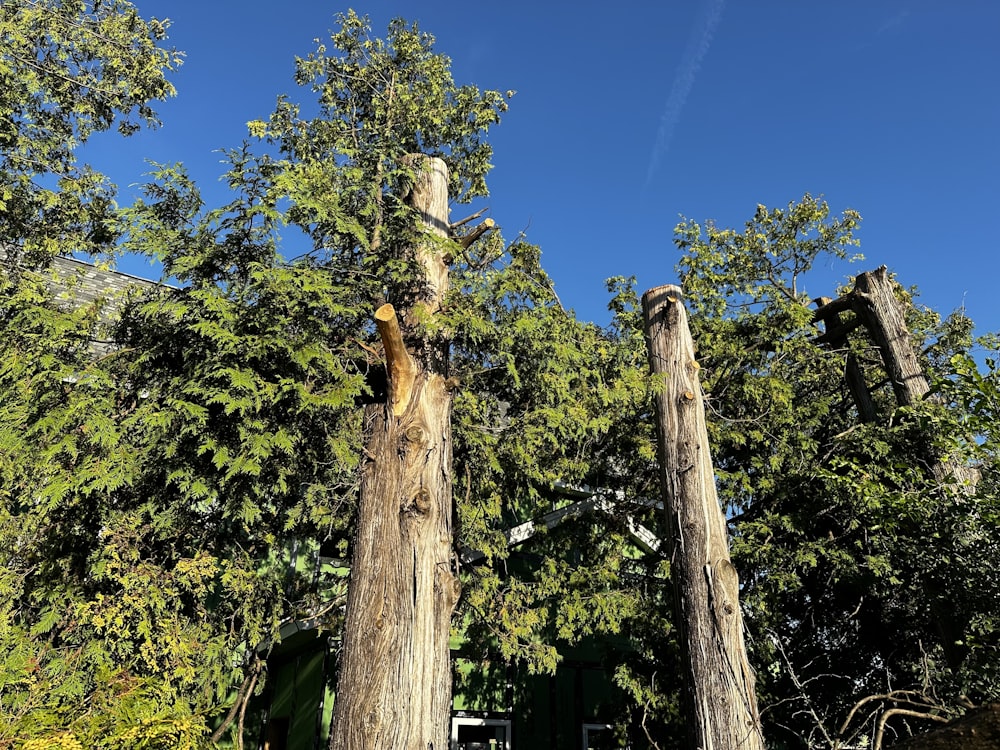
[0, 7, 652, 747]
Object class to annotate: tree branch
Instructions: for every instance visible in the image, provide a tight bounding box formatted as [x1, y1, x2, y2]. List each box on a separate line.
[450, 207, 488, 229]
[375, 303, 415, 416]
[874, 708, 949, 750]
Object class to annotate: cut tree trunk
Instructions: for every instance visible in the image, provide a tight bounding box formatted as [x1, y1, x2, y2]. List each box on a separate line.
[850, 266, 978, 490]
[642, 284, 765, 750]
[329, 156, 459, 750]
[851, 267, 930, 408]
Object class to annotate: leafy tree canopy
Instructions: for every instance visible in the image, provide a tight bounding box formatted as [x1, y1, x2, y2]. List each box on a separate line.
[1, 8, 650, 747]
[0, 0, 181, 261]
[4, 5, 1000, 749]
[653, 196, 1000, 748]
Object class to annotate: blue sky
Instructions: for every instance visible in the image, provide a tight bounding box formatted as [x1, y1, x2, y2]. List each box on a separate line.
[84, 1, 1000, 331]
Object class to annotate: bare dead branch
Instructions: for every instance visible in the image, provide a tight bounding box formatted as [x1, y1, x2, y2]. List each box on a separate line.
[458, 218, 495, 249]
[874, 708, 949, 750]
[449, 207, 488, 229]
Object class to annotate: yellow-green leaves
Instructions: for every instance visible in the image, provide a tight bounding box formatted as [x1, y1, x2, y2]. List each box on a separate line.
[0, 0, 181, 167]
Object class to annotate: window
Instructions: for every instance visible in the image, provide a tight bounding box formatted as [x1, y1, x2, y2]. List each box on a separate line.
[582, 723, 615, 750]
[451, 717, 511, 750]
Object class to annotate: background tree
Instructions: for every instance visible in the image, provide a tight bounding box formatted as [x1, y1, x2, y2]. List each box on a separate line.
[665, 195, 1000, 748]
[0, 1, 198, 745]
[0, 0, 181, 262]
[1, 8, 653, 747]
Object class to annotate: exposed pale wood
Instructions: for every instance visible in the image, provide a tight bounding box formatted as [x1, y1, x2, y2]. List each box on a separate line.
[330, 156, 457, 750]
[375, 304, 416, 417]
[642, 284, 765, 750]
[458, 217, 495, 249]
[404, 154, 449, 316]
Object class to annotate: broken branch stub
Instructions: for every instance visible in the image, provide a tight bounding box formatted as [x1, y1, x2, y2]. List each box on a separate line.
[375, 303, 416, 417]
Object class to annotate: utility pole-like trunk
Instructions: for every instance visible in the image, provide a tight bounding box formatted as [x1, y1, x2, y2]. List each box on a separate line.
[642, 285, 765, 750]
[852, 267, 930, 409]
[817, 266, 977, 673]
[330, 156, 459, 750]
[850, 266, 978, 489]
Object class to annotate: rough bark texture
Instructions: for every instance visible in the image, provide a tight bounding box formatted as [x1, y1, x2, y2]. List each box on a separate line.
[330, 156, 458, 750]
[852, 267, 931, 408]
[814, 295, 878, 423]
[889, 704, 1000, 750]
[642, 285, 765, 750]
[851, 266, 978, 490]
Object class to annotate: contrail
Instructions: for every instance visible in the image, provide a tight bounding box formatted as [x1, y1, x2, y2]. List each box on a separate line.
[645, 0, 726, 188]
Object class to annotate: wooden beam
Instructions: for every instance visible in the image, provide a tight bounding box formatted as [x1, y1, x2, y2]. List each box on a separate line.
[813, 292, 855, 321]
[850, 266, 978, 489]
[851, 266, 929, 407]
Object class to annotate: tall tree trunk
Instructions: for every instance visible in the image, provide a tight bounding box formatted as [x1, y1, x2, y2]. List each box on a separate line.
[642, 284, 765, 750]
[330, 156, 459, 750]
[851, 266, 978, 490]
[851, 267, 930, 409]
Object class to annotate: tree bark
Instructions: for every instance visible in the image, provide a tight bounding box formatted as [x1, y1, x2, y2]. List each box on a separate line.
[851, 266, 978, 490]
[813, 295, 878, 423]
[330, 156, 458, 750]
[642, 284, 765, 750]
[851, 267, 930, 408]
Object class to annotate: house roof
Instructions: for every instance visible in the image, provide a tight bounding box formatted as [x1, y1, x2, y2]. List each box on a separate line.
[2, 247, 162, 354]
[44, 254, 160, 313]
[1, 246, 160, 313]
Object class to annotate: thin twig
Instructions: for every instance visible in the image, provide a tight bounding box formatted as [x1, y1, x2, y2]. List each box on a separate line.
[235, 664, 261, 750]
[450, 207, 488, 229]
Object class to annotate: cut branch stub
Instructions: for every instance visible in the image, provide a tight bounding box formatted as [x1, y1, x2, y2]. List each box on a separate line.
[458, 218, 495, 249]
[375, 303, 416, 417]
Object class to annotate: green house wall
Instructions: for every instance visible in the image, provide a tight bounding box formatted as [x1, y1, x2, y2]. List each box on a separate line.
[249, 633, 631, 749]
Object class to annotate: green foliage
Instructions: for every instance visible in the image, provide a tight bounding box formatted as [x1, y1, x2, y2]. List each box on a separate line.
[4, 7, 638, 746]
[653, 195, 1000, 747]
[447, 252, 656, 670]
[259, 9, 508, 205]
[0, 0, 181, 261]
[676, 195, 862, 315]
[7, 4, 997, 748]
[17, 714, 213, 750]
[244, 9, 511, 333]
